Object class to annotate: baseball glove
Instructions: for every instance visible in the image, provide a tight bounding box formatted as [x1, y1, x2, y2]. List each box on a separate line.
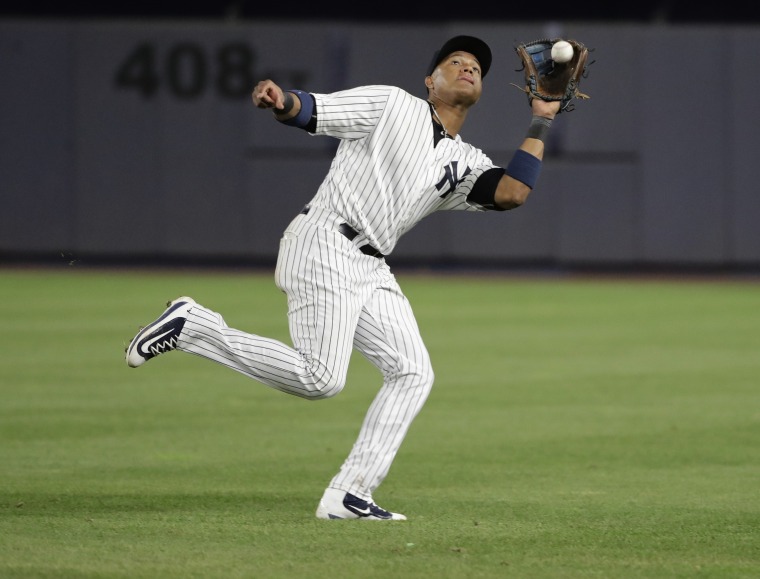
[513, 38, 590, 113]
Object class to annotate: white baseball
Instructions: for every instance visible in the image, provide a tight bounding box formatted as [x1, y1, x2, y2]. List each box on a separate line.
[551, 40, 574, 63]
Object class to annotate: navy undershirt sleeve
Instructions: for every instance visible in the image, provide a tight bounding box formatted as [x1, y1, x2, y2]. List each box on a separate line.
[466, 167, 507, 211]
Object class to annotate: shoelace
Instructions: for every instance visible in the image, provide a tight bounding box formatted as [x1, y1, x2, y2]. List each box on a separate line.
[149, 335, 178, 355]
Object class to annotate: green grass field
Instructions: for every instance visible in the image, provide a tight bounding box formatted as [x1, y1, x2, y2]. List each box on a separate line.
[1, 268, 758, 578]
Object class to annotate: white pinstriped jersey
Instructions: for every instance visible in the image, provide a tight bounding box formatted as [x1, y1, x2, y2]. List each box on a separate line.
[307, 85, 500, 255]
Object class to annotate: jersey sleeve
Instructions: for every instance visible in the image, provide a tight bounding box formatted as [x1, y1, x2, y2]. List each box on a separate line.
[311, 85, 394, 140]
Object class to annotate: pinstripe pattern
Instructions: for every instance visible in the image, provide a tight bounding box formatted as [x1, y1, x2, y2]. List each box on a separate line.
[175, 84, 501, 504]
[310, 86, 499, 254]
[333, 278, 433, 494]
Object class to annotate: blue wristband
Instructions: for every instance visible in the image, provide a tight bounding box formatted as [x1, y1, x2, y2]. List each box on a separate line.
[504, 149, 542, 189]
[281, 89, 314, 128]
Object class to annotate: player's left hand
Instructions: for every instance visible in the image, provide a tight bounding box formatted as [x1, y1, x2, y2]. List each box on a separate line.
[531, 98, 560, 119]
[514, 38, 591, 114]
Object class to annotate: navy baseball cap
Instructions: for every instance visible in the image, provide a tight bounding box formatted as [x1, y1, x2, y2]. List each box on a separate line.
[427, 35, 492, 78]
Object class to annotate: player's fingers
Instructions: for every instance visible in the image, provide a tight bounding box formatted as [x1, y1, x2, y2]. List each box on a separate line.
[268, 91, 283, 110]
[252, 90, 272, 108]
[252, 82, 278, 108]
[252, 80, 288, 111]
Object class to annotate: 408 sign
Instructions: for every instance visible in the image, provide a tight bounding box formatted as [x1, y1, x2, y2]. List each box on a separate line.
[114, 41, 306, 100]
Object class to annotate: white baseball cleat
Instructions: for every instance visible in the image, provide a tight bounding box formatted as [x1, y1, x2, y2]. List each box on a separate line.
[125, 297, 196, 368]
[315, 487, 407, 521]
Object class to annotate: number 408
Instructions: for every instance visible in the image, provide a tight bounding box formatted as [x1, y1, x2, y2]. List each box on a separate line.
[114, 41, 256, 99]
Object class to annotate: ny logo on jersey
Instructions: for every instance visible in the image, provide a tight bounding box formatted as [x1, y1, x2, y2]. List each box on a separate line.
[436, 161, 472, 199]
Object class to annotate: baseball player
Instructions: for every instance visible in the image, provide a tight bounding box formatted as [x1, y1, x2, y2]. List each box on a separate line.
[126, 35, 562, 520]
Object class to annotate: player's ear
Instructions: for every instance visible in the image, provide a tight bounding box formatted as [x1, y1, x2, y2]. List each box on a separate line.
[424, 76, 433, 90]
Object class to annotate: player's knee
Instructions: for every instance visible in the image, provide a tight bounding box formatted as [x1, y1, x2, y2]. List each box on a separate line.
[294, 358, 348, 400]
[308, 373, 347, 400]
[396, 357, 434, 392]
[419, 360, 434, 390]
[314, 383, 344, 399]
[425, 363, 435, 387]
[404, 354, 432, 380]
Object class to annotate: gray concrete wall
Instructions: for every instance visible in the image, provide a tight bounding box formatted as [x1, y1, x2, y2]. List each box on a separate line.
[2, 20, 758, 267]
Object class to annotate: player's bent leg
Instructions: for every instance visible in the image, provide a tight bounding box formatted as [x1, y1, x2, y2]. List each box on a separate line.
[125, 296, 353, 399]
[177, 302, 350, 400]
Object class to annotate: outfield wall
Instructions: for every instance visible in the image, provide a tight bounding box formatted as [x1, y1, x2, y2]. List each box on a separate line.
[2, 20, 759, 268]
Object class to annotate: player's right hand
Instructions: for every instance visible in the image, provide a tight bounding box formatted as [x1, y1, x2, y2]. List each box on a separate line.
[252, 80, 284, 109]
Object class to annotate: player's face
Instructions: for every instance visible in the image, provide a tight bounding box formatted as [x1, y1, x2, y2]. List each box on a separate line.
[428, 51, 483, 105]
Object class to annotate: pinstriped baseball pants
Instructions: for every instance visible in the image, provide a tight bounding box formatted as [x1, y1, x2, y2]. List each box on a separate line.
[176, 206, 434, 500]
